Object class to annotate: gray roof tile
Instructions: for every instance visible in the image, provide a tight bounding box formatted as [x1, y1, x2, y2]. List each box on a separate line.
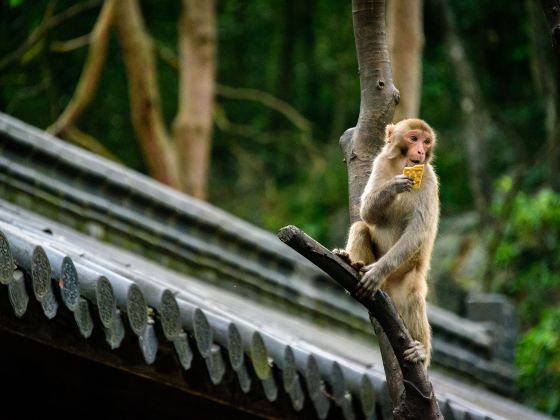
[0, 112, 553, 420]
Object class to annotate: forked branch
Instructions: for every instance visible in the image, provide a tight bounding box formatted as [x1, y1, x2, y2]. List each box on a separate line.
[277, 225, 442, 419]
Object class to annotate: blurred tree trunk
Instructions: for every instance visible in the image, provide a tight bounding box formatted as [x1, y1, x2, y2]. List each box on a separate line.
[173, 0, 216, 199]
[115, 0, 180, 188]
[437, 0, 494, 220]
[113, 0, 217, 198]
[342, 1, 400, 223]
[387, 0, 423, 121]
[536, 0, 560, 190]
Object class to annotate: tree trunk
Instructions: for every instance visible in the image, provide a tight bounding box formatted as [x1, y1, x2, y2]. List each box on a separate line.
[337, 1, 441, 417]
[115, 0, 180, 189]
[342, 0, 400, 224]
[387, 0, 423, 121]
[344, 0, 404, 407]
[173, 0, 216, 200]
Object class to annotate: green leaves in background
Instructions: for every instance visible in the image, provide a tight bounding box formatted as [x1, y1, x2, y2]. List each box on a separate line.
[493, 188, 560, 417]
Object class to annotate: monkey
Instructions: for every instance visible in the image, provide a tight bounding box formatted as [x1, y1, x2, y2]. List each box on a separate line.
[335, 118, 439, 367]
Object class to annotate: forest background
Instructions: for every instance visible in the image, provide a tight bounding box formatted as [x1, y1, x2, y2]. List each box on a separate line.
[1, 0, 560, 416]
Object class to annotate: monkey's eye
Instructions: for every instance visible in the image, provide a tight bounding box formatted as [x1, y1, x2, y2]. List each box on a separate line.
[410, 135, 417, 141]
[424, 139, 431, 145]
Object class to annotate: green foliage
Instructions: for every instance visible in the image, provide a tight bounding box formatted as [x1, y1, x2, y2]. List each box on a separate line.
[493, 188, 560, 323]
[516, 309, 560, 416]
[492, 187, 560, 415]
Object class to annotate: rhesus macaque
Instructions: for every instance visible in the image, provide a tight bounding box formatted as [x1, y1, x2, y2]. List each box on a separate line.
[335, 118, 439, 367]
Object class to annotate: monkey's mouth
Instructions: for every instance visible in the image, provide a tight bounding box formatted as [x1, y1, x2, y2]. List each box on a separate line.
[406, 159, 422, 166]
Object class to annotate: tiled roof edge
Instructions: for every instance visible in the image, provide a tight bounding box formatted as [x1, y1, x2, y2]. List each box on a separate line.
[0, 112, 514, 392]
[0, 223, 501, 420]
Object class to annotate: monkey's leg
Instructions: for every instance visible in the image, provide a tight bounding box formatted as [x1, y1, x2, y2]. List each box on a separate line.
[344, 221, 376, 269]
[399, 289, 431, 367]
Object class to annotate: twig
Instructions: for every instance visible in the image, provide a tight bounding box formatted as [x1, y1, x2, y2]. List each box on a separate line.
[50, 34, 91, 53]
[48, 0, 115, 136]
[61, 125, 120, 162]
[0, 0, 101, 72]
[156, 42, 311, 133]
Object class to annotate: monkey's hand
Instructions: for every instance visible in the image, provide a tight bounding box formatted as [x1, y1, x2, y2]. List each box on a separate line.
[392, 174, 414, 194]
[354, 263, 385, 300]
[333, 249, 365, 270]
[403, 340, 427, 364]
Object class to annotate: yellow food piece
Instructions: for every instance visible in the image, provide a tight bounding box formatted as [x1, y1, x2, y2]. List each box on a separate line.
[403, 164, 425, 189]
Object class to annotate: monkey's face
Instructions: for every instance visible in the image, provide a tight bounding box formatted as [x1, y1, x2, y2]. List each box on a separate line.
[402, 129, 433, 167]
[385, 119, 437, 165]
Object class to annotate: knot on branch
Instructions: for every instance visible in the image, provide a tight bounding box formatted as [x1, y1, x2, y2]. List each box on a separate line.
[393, 88, 401, 105]
[376, 79, 385, 90]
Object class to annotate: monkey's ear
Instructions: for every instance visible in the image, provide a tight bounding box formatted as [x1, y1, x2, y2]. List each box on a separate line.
[385, 124, 395, 143]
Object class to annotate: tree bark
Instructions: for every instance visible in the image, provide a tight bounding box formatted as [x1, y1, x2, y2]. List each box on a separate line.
[320, 2, 441, 415]
[278, 226, 442, 419]
[342, 0, 407, 406]
[342, 0, 399, 224]
[387, 0, 423, 121]
[115, 0, 180, 188]
[49, 0, 115, 136]
[173, 0, 216, 200]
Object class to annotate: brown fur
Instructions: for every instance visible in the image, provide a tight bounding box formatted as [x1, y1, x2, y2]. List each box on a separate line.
[345, 118, 439, 367]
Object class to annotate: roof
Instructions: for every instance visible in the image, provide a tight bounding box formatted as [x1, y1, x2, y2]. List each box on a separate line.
[0, 112, 551, 419]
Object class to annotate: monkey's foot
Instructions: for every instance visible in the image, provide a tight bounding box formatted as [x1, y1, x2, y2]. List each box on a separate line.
[333, 248, 350, 261]
[332, 249, 365, 270]
[403, 340, 426, 364]
[351, 260, 365, 270]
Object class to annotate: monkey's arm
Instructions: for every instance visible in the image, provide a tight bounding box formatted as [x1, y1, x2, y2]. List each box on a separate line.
[356, 195, 438, 298]
[360, 175, 413, 224]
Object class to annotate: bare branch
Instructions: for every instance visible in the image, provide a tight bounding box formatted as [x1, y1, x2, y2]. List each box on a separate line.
[217, 85, 312, 133]
[61, 125, 120, 162]
[50, 34, 91, 53]
[48, 0, 115, 136]
[0, 0, 101, 72]
[277, 225, 442, 419]
[156, 43, 311, 135]
[213, 105, 259, 139]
